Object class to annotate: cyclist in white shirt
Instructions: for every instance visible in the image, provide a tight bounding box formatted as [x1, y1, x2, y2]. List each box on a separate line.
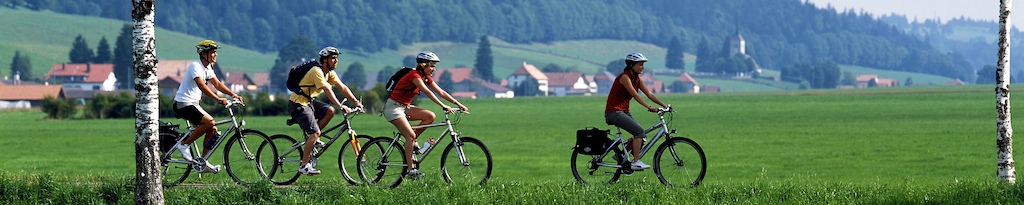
[172, 40, 243, 173]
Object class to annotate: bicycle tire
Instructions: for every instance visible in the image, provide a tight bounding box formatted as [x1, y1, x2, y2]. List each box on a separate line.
[570, 147, 623, 185]
[263, 134, 301, 185]
[223, 129, 275, 186]
[356, 138, 405, 188]
[159, 132, 191, 187]
[440, 137, 492, 185]
[337, 134, 376, 185]
[653, 137, 706, 188]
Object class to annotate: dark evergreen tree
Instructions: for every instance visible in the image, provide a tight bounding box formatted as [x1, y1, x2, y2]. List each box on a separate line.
[976, 65, 998, 84]
[93, 36, 112, 63]
[269, 36, 318, 93]
[437, 69, 454, 91]
[665, 36, 686, 70]
[342, 61, 367, 90]
[474, 35, 495, 82]
[605, 59, 626, 74]
[113, 24, 133, 89]
[694, 37, 714, 73]
[377, 66, 399, 83]
[69, 34, 93, 63]
[10, 50, 33, 81]
[402, 56, 416, 68]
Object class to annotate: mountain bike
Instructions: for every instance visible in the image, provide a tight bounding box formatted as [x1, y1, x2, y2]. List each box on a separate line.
[260, 106, 378, 185]
[357, 108, 492, 188]
[570, 107, 706, 187]
[157, 98, 277, 187]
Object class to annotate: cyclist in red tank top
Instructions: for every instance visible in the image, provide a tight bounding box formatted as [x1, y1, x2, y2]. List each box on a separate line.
[382, 51, 468, 178]
[604, 52, 669, 170]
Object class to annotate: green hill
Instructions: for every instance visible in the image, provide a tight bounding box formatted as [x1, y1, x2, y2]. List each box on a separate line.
[0, 7, 275, 79]
[2, 7, 952, 93]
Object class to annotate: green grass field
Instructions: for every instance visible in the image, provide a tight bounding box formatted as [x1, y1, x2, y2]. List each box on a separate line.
[5, 85, 1024, 203]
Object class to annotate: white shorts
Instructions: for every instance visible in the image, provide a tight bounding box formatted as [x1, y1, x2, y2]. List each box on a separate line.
[383, 99, 414, 121]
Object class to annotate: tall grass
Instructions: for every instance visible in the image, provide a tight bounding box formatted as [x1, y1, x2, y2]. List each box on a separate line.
[2, 86, 1024, 202]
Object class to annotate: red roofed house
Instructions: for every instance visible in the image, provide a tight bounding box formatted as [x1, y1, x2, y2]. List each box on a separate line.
[856, 74, 899, 88]
[545, 72, 595, 96]
[0, 83, 65, 109]
[156, 60, 192, 96]
[222, 71, 256, 93]
[669, 72, 700, 93]
[46, 63, 117, 91]
[507, 62, 548, 96]
[251, 72, 271, 91]
[434, 68, 515, 98]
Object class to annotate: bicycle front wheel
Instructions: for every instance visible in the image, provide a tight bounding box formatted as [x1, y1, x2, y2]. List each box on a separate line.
[337, 134, 377, 185]
[159, 132, 191, 187]
[653, 137, 706, 188]
[262, 134, 300, 185]
[440, 137, 492, 185]
[223, 129, 275, 186]
[357, 138, 405, 188]
[571, 148, 623, 185]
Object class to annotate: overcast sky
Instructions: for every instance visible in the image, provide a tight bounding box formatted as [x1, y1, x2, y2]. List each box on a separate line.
[805, 0, 1022, 27]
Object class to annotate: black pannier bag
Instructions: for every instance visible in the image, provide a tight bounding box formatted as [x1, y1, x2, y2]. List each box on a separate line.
[575, 127, 611, 155]
[158, 121, 180, 152]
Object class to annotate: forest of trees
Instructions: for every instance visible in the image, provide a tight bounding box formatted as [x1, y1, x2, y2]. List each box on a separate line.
[0, 0, 978, 80]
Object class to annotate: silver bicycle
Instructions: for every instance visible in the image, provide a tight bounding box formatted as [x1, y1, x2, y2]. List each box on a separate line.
[158, 99, 277, 187]
[356, 108, 492, 188]
[261, 106, 377, 185]
[570, 106, 706, 187]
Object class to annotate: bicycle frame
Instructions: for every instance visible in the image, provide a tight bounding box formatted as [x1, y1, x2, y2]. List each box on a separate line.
[281, 108, 363, 157]
[599, 108, 675, 165]
[384, 108, 467, 164]
[162, 100, 246, 163]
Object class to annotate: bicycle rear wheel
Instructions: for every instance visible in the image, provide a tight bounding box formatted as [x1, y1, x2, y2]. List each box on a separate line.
[337, 134, 376, 185]
[223, 129, 275, 186]
[570, 148, 623, 185]
[440, 137, 492, 185]
[260, 134, 301, 185]
[159, 132, 191, 187]
[653, 137, 706, 188]
[357, 138, 405, 188]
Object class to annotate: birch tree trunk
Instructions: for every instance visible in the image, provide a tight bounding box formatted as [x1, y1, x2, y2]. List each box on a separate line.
[133, 0, 164, 203]
[997, 0, 1016, 184]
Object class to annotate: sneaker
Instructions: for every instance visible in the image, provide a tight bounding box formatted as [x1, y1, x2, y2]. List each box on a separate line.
[193, 159, 221, 173]
[405, 169, 424, 179]
[175, 143, 195, 163]
[631, 160, 652, 170]
[298, 163, 321, 175]
[314, 139, 326, 148]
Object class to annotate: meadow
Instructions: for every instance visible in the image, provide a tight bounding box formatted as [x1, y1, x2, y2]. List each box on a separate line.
[3, 85, 1024, 203]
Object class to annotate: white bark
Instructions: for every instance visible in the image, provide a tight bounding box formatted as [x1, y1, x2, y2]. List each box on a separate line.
[133, 0, 164, 203]
[997, 0, 1016, 184]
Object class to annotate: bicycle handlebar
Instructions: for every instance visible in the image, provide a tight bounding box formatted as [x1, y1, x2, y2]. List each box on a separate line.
[224, 98, 244, 108]
[657, 105, 673, 115]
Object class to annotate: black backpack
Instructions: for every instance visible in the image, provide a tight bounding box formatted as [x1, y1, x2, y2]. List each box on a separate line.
[286, 60, 322, 100]
[384, 66, 417, 96]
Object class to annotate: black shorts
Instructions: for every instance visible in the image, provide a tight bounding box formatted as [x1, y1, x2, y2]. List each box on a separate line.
[173, 102, 209, 126]
[288, 100, 332, 134]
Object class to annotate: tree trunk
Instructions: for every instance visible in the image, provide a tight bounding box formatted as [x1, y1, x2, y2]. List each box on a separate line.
[997, 0, 1016, 184]
[133, 0, 164, 204]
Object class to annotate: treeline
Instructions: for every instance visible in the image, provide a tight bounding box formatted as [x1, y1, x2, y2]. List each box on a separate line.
[5, 0, 973, 81]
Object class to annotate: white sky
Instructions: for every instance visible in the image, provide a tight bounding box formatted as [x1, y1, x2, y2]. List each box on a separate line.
[805, 0, 1023, 27]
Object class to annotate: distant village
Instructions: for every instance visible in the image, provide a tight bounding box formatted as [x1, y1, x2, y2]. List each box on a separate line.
[0, 32, 965, 109]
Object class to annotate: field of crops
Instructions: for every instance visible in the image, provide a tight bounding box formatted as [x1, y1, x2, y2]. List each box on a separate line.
[3, 85, 1024, 203]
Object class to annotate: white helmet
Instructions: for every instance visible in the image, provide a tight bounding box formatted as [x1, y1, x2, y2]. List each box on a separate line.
[625, 52, 648, 62]
[416, 51, 440, 63]
[319, 46, 341, 57]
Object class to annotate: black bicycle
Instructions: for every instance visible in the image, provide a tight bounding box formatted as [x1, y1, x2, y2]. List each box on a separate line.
[571, 106, 706, 187]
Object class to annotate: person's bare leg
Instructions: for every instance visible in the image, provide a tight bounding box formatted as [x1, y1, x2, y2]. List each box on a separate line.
[390, 118, 418, 172]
